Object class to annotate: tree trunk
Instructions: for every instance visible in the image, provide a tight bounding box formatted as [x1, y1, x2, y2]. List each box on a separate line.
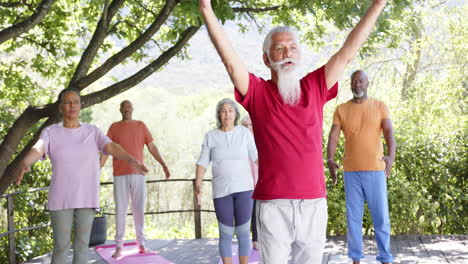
[0, 106, 57, 194]
[401, 17, 423, 100]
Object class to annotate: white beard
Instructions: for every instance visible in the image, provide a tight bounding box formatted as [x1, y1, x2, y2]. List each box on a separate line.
[352, 91, 366, 98]
[271, 58, 302, 106]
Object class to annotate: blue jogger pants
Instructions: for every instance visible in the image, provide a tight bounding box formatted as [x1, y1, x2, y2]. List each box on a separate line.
[344, 171, 394, 263]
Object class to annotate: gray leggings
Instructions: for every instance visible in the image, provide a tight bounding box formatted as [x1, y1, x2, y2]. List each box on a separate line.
[50, 208, 95, 264]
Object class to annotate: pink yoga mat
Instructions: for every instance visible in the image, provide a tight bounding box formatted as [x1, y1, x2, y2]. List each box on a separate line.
[218, 245, 260, 264]
[95, 242, 174, 264]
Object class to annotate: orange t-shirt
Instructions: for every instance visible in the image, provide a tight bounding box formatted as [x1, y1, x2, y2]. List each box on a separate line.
[107, 120, 153, 176]
[333, 98, 390, 171]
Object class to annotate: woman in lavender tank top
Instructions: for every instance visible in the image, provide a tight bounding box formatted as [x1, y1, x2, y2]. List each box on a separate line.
[15, 88, 148, 264]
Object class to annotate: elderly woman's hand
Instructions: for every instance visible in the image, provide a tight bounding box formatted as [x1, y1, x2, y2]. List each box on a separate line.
[15, 162, 30, 185]
[129, 158, 149, 175]
[15, 145, 45, 185]
[105, 142, 149, 175]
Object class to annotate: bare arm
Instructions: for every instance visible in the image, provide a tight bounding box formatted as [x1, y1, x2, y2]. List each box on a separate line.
[147, 142, 170, 179]
[325, 0, 387, 89]
[382, 118, 396, 177]
[195, 165, 207, 206]
[327, 124, 342, 184]
[99, 154, 109, 168]
[16, 142, 45, 185]
[199, 0, 249, 96]
[104, 142, 148, 175]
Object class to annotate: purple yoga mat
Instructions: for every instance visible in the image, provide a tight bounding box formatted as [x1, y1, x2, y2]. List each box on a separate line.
[218, 245, 261, 264]
[95, 242, 174, 264]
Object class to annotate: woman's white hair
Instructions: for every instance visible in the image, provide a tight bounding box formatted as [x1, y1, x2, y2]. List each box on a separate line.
[215, 98, 240, 128]
[262, 26, 300, 57]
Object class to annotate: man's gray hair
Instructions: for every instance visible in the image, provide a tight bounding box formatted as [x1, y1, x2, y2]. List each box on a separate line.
[215, 98, 240, 128]
[350, 70, 368, 80]
[120, 100, 133, 108]
[262, 26, 300, 56]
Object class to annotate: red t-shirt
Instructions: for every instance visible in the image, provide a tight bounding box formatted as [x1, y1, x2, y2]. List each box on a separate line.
[235, 66, 338, 200]
[107, 120, 153, 176]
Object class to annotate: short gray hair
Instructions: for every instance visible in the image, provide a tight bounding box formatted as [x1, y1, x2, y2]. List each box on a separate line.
[120, 100, 133, 108]
[215, 98, 240, 128]
[262, 26, 299, 56]
[57, 88, 81, 106]
[350, 70, 368, 80]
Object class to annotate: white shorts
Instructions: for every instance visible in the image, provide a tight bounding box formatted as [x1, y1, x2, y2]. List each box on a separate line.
[256, 198, 328, 264]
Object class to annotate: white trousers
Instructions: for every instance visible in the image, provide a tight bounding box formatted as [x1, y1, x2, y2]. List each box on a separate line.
[257, 198, 328, 264]
[113, 174, 147, 248]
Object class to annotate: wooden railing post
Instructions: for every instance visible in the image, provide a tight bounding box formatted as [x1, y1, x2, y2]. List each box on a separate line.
[192, 180, 202, 239]
[7, 195, 16, 264]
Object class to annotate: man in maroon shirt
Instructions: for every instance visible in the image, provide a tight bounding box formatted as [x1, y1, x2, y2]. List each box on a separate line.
[199, 0, 388, 263]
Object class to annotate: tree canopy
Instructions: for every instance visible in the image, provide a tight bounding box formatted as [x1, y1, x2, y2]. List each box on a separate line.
[1, 0, 466, 262]
[0, 0, 419, 193]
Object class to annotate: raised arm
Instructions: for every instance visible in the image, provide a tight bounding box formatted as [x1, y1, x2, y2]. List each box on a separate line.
[104, 142, 149, 175]
[147, 142, 170, 179]
[16, 142, 45, 185]
[199, 0, 249, 96]
[327, 124, 342, 184]
[381, 118, 396, 177]
[325, 0, 387, 89]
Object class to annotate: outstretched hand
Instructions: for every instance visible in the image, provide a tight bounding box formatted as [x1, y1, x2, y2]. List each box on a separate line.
[130, 159, 149, 175]
[163, 165, 170, 179]
[382, 156, 394, 178]
[16, 163, 30, 185]
[327, 159, 340, 185]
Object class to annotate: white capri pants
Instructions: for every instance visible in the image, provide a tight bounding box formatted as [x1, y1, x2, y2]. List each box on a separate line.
[257, 198, 328, 264]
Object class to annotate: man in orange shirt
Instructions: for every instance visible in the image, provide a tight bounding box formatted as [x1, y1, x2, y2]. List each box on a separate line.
[101, 100, 170, 258]
[327, 70, 395, 264]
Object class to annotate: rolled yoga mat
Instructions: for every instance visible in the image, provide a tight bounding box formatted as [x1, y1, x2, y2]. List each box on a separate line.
[95, 242, 173, 264]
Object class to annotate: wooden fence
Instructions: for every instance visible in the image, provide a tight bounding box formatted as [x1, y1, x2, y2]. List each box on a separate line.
[0, 179, 214, 264]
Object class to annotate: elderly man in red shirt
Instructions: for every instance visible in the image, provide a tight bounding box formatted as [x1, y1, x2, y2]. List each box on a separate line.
[199, 0, 388, 263]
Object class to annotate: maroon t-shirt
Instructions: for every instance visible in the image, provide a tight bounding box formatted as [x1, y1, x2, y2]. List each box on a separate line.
[235, 66, 338, 200]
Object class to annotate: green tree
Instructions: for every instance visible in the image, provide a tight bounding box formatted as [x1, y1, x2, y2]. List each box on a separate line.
[0, 0, 465, 262]
[325, 0, 467, 235]
[0, 0, 419, 194]
[390, 2, 467, 234]
[0, 1, 431, 261]
[0, 0, 56, 44]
